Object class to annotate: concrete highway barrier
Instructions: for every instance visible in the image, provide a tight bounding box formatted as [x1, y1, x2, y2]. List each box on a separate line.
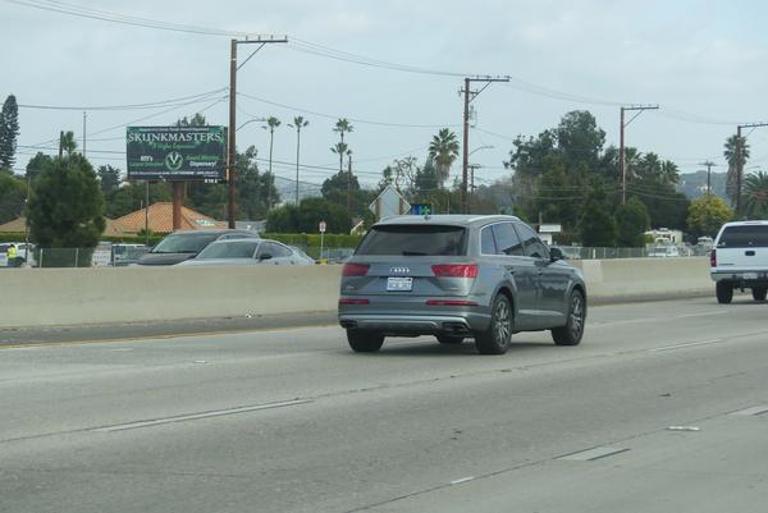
[1, 258, 712, 329]
[573, 257, 712, 303]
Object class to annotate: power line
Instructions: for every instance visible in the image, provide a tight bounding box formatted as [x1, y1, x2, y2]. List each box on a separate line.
[4, 0, 247, 37]
[237, 92, 458, 129]
[17, 87, 227, 111]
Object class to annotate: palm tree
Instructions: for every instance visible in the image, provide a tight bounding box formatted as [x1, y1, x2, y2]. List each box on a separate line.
[333, 119, 354, 173]
[428, 129, 459, 187]
[743, 171, 768, 219]
[660, 160, 680, 186]
[724, 134, 750, 206]
[330, 141, 349, 170]
[334, 118, 354, 143]
[262, 117, 281, 210]
[60, 131, 77, 157]
[288, 116, 310, 205]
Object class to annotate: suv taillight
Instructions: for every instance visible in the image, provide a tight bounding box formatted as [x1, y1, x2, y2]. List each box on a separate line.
[342, 263, 370, 276]
[431, 263, 479, 278]
[710, 249, 717, 267]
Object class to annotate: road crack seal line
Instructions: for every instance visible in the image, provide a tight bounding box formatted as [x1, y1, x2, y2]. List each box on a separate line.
[0, 399, 311, 444]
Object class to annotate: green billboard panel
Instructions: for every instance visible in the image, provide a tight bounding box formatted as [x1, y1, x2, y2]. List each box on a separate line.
[126, 126, 227, 181]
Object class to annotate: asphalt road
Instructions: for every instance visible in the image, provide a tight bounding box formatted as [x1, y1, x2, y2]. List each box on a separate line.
[1, 295, 767, 513]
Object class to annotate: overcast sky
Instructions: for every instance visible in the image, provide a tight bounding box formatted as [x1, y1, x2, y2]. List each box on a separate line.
[3, 0, 768, 188]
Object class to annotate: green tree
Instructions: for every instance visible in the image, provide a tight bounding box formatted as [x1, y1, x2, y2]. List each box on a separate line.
[615, 197, 650, 247]
[176, 113, 207, 127]
[25, 151, 55, 182]
[723, 134, 750, 206]
[0, 172, 26, 223]
[579, 184, 617, 247]
[28, 154, 105, 266]
[97, 165, 121, 195]
[236, 145, 278, 220]
[556, 110, 605, 169]
[105, 182, 172, 219]
[0, 94, 20, 170]
[428, 128, 459, 187]
[687, 195, 733, 238]
[266, 197, 352, 233]
[413, 157, 438, 196]
[743, 171, 768, 219]
[321, 164, 369, 217]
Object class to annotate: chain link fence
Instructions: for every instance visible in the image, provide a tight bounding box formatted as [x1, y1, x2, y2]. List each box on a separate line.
[0, 244, 707, 268]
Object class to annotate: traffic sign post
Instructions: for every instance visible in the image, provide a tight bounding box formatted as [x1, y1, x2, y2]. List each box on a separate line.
[319, 220, 326, 263]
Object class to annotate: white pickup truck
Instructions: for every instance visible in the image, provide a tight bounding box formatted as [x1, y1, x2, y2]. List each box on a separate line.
[710, 221, 768, 303]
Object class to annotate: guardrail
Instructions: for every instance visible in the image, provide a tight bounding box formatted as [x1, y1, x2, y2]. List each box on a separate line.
[0, 258, 713, 329]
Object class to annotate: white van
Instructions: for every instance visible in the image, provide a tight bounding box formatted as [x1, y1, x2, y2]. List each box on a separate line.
[710, 221, 768, 303]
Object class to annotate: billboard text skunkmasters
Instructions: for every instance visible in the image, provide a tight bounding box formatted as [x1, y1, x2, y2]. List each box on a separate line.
[126, 126, 227, 181]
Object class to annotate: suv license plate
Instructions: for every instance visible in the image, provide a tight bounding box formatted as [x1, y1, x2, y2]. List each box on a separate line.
[743, 273, 759, 280]
[387, 277, 413, 292]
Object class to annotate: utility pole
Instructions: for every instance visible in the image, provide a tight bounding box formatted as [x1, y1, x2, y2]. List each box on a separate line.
[58, 131, 63, 159]
[227, 35, 288, 229]
[82, 111, 87, 158]
[699, 161, 716, 196]
[620, 104, 659, 204]
[735, 122, 768, 216]
[461, 76, 509, 213]
[347, 150, 353, 213]
[468, 164, 481, 214]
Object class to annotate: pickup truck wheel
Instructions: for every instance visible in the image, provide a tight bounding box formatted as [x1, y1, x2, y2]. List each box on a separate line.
[716, 282, 734, 304]
[752, 287, 767, 301]
[346, 330, 385, 353]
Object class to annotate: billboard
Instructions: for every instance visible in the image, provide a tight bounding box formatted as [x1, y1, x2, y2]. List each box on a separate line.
[126, 126, 227, 181]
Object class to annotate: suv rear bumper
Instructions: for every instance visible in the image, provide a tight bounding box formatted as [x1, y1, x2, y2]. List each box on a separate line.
[338, 312, 491, 336]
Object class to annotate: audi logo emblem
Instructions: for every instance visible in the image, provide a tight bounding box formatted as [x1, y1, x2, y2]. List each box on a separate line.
[389, 266, 411, 274]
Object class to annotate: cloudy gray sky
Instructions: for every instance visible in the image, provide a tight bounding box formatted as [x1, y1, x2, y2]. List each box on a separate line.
[3, 0, 768, 188]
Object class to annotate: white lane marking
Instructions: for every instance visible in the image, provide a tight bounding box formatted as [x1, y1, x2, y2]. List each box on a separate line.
[729, 406, 768, 416]
[558, 446, 630, 461]
[650, 338, 724, 353]
[92, 399, 311, 433]
[591, 310, 729, 328]
[667, 426, 701, 432]
[449, 476, 475, 485]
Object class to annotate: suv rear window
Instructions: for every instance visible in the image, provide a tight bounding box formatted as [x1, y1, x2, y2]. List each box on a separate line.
[718, 225, 768, 248]
[356, 225, 467, 256]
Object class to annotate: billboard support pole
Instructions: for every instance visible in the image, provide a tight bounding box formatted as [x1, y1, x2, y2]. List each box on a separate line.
[172, 182, 183, 231]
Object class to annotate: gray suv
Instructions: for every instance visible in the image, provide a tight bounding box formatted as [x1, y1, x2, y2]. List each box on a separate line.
[338, 215, 587, 354]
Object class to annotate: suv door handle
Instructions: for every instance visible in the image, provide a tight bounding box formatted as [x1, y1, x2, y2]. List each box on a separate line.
[746, 250, 756, 256]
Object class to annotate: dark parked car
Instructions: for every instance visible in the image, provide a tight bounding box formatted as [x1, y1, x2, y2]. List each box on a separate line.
[136, 229, 260, 266]
[338, 215, 587, 354]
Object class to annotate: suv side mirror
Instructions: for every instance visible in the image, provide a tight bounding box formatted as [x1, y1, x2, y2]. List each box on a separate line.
[549, 247, 564, 262]
[259, 253, 273, 261]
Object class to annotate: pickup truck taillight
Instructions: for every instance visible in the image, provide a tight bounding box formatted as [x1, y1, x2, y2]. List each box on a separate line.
[710, 249, 716, 267]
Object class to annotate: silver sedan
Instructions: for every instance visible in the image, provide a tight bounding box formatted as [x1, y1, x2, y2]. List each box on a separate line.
[177, 239, 315, 267]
